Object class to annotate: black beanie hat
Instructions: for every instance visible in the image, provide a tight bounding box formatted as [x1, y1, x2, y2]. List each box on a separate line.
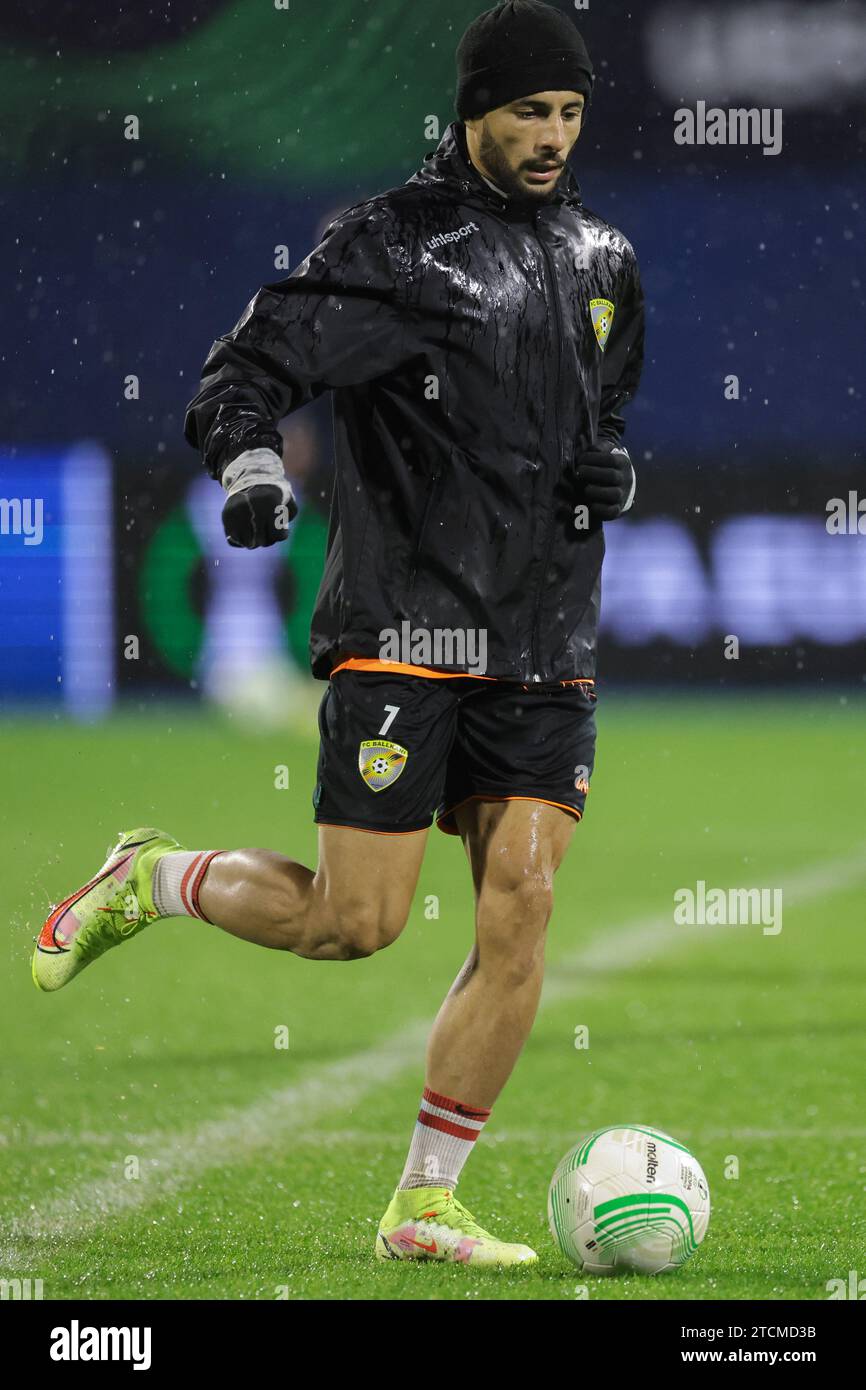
[455, 0, 595, 122]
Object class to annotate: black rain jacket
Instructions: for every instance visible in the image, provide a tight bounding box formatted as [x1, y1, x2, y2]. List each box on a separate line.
[183, 120, 645, 683]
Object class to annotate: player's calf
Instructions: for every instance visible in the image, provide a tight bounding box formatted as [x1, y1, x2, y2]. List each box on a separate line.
[299, 887, 410, 960]
[189, 838, 418, 959]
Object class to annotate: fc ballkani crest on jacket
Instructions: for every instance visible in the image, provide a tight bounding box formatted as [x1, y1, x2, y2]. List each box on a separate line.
[590, 297, 615, 351]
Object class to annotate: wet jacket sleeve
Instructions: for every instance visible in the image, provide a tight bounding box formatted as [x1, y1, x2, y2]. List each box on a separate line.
[183, 206, 411, 480]
[595, 247, 645, 452]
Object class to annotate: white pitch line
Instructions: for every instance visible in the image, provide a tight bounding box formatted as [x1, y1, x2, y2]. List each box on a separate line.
[9, 1123, 866, 1156]
[0, 1016, 432, 1255]
[2, 845, 864, 1261]
[542, 842, 866, 1006]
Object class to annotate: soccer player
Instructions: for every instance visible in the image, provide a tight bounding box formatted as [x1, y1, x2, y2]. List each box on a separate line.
[33, 1, 644, 1266]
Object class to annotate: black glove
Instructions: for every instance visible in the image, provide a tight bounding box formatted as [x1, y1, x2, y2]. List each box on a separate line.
[575, 443, 636, 521]
[220, 448, 298, 549]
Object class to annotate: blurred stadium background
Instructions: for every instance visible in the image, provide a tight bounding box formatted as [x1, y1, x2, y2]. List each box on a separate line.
[1, 0, 864, 716]
[1, 0, 865, 1300]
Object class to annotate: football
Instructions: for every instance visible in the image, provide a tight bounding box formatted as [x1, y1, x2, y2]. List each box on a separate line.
[548, 1124, 711, 1275]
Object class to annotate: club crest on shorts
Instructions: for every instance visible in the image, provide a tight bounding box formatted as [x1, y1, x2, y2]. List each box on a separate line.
[590, 298, 615, 351]
[358, 739, 408, 792]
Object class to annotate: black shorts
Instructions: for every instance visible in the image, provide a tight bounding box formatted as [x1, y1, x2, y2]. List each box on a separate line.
[312, 670, 598, 836]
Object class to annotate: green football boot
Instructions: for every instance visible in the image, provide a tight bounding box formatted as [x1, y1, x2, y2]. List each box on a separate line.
[32, 828, 181, 993]
[376, 1186, 537, 1266]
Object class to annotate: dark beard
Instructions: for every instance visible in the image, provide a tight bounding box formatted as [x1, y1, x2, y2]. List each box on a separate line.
[477, 128, 561, 205]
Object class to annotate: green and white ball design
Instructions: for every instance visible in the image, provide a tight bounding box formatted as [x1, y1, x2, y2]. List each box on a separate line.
[548, 1124, 710, 1275]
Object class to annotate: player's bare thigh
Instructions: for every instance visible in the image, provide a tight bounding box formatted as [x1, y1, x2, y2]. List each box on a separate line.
[454, 798, 577, 905]
[307, 822, 429, 957]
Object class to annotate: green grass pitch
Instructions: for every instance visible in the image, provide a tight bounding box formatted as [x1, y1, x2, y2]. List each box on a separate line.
[1, 693, 864, 1300]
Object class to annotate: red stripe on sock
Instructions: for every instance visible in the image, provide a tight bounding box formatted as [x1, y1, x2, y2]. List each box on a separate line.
[179, 853, 204, 917]
[422, 1086, 491, 1119]
[417, 1110, 483, 1143]
[190, 850, 222, 923]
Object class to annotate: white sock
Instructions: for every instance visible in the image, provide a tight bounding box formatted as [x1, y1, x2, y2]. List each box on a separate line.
[398, 1086, 492, 1191]
[152, 850, 222, 921]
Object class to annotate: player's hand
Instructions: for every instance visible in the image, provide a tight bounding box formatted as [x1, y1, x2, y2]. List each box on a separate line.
[575, 442, 636, 521]
[220, 447, 298, 549]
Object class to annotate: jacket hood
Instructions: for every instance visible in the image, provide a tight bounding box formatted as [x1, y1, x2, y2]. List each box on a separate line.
[407, 120, 583, 214]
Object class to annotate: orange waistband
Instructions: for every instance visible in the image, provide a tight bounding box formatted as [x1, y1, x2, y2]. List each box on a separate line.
[330, 657, 493, 680]
[328, 657, 594, 688]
